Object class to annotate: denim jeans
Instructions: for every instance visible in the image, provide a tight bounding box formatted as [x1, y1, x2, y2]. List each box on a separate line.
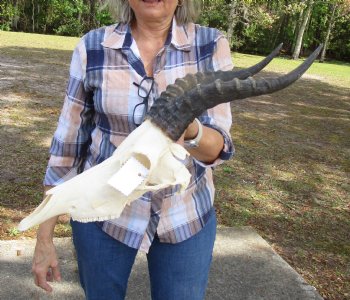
[71, 208, 216, 300]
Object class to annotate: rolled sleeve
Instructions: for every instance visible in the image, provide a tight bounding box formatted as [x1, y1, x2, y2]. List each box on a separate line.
[195, 36, 235, 168]
[44, 37, 95, 186]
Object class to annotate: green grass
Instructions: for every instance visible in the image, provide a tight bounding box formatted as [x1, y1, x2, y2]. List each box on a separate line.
[0, 31, 79, 65]
[233, 51, 350, 88]
[1, 31, 349, 299]
[0, 30, 79, 50]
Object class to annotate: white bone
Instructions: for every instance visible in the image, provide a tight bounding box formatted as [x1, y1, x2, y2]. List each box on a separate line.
[18, 120, 191, 231]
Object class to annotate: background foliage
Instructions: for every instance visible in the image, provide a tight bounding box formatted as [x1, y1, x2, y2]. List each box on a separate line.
[1, 0, 349, 61]
[0, 0, 112, 36]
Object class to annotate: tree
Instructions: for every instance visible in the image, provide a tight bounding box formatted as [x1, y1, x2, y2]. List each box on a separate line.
[1, 0, 350, 61]
[227, 1, 239, 47]
[292, 0, 314, 59]
[320, 0, 350, 62]
[226, 0, 250, 49]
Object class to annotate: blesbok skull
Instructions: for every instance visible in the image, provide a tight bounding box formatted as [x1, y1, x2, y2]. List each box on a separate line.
[18, 44, 323, 231]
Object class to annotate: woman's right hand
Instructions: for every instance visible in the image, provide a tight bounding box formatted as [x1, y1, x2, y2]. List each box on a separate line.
[32, 237, 61, 292]
[31, 200, 61, 293]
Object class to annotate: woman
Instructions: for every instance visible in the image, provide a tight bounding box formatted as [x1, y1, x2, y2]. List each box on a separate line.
[32, 0, 234, 299]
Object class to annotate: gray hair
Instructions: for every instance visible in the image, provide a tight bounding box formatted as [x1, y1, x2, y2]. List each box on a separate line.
[103, 0, 201, 25]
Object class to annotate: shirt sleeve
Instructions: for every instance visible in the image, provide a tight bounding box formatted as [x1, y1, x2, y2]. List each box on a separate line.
[196, 35, 235, 168]
[43, 37, 95, 186]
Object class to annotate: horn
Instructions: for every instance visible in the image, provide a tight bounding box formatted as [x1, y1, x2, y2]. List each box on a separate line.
[147, 44, 323, 141]
[160, 43, 283, 99]
[213, 42, 284, 82]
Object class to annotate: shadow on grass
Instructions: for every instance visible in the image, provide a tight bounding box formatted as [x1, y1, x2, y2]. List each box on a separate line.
[214, 69, 350, 299]
[0, 47, 73, 210]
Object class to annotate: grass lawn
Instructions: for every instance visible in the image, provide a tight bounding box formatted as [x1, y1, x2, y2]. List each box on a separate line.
[1, 31, 350, 299]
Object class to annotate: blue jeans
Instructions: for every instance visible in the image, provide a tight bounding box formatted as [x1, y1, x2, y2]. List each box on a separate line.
[71, 209, 216, 300]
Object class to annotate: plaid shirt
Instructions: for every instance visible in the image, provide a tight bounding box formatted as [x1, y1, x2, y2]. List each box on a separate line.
[44, 18, 234, 252]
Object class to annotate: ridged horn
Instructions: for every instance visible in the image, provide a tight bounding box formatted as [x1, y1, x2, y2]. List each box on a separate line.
[160, 43, 283, 99]
[147, 44, 323, 141]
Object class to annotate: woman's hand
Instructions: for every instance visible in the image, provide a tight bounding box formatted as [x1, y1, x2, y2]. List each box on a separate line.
[32, 236, 61, 292]
[32, 186, 61, 293]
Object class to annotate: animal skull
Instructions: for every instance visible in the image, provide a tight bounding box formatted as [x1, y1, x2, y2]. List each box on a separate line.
[18, 120, 190, 231]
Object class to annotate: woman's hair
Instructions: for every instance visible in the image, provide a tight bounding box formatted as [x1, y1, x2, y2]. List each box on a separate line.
[104, 0, 201, 25]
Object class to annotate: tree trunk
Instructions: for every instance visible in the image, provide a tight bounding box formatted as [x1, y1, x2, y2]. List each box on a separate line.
[36, 3, 40, 32]
[89, 0, 96, 29]
[320, 3, 337, 63]
[291, 8, 303, 55]
[31, 0, 35, 32]
[226, 1, 238, 47]
[11, 0, 19, 30]
[273, 12, 288, 49]
[292, 0, 314, 59]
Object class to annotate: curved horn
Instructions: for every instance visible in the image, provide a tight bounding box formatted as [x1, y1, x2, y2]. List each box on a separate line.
[160, 43, 283, 99]
[148, 44, 323, 141]
[213, 42, 284, 82]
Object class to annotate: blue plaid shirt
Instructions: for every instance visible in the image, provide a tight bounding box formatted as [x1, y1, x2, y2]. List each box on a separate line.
[44, 18, 234, 252]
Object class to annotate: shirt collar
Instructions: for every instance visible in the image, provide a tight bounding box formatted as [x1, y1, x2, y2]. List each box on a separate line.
[101, 18, 193, 52]
[170, 17, 192, 52]
[101, 23, 130, 50]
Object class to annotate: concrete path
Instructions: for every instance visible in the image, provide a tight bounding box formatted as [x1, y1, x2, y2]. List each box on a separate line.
[0, 227, 323, 300]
